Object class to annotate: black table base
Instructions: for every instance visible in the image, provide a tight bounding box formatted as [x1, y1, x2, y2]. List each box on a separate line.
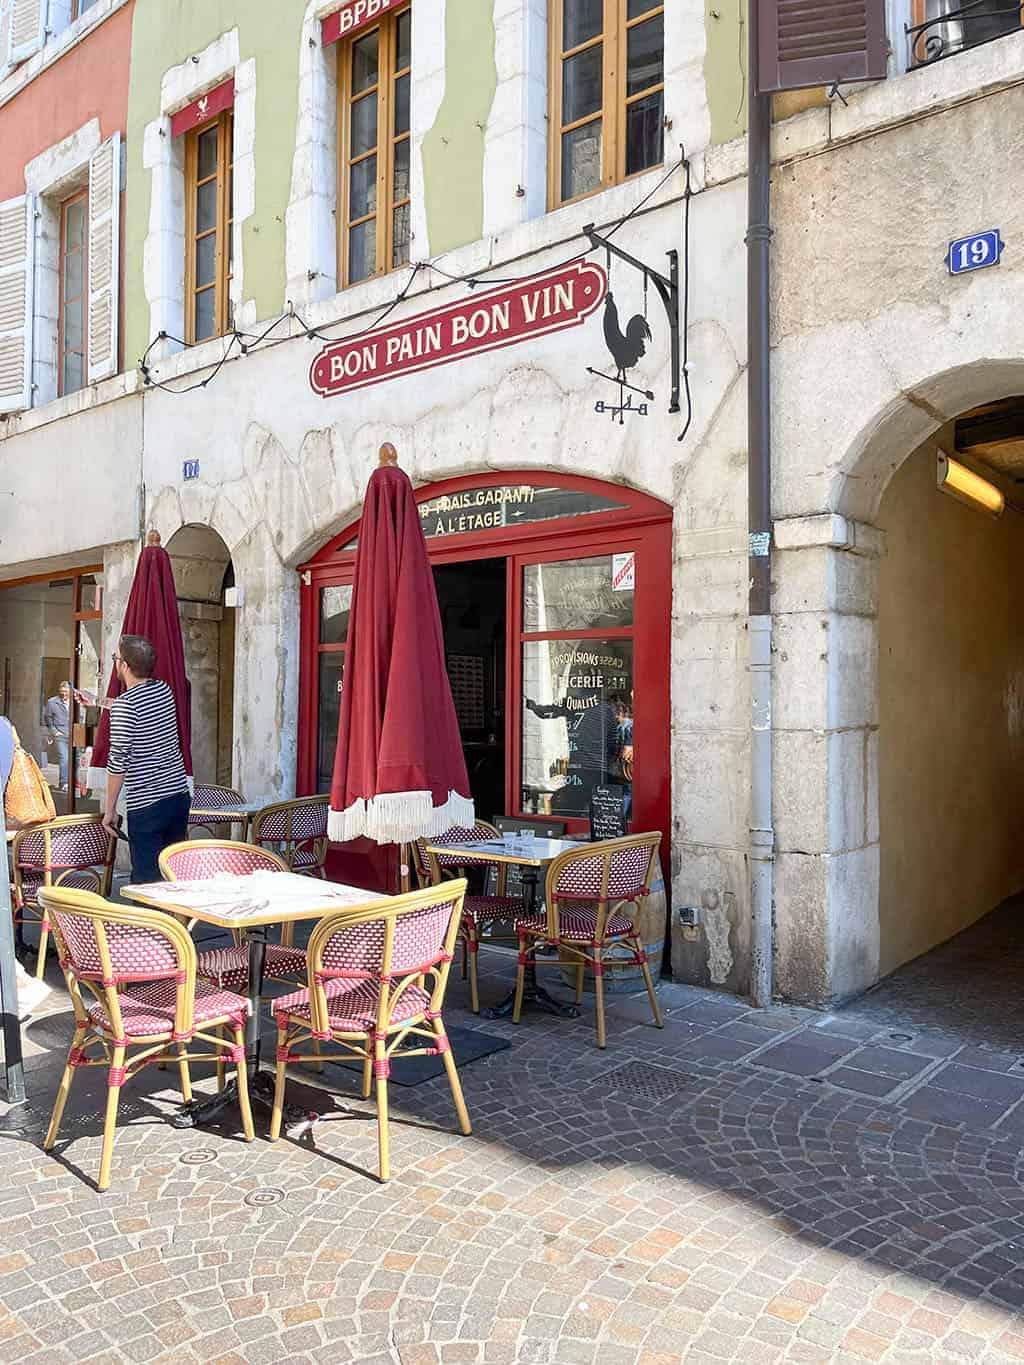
[481, 979, 580, 1020]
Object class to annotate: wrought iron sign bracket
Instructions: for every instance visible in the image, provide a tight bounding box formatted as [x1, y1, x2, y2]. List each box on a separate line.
[582, 224, 680, 413]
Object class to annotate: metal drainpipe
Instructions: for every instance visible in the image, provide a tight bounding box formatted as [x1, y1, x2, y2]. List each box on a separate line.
[747, 11, 774, 1008]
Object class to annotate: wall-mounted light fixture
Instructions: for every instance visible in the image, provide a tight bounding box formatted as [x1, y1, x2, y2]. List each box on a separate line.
[936, 451, 1005, 518]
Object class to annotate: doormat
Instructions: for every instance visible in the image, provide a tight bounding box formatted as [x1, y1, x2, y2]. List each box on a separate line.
[328, 1025, 510, 1087]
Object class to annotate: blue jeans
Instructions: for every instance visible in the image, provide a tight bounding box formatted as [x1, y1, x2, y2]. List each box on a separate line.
[127, 791, 190, 884]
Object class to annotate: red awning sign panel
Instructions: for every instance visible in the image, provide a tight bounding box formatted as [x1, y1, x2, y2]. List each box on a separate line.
[322, 0, 406, 46]
[170, 76, 235, 139]
[310, 258, 607, 398]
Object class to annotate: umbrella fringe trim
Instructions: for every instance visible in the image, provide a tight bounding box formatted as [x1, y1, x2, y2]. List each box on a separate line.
[328, 790, 475, 846]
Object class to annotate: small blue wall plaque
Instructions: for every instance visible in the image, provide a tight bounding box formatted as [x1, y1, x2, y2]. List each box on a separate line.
[946, 230, 1004, 276]
[182, 459, 200, 481]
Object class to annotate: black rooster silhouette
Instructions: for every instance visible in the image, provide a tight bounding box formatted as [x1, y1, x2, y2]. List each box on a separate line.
[602, 292, 653, 384]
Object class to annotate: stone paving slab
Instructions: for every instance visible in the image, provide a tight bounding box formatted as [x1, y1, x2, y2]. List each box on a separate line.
[3, 949, 1024, 1361]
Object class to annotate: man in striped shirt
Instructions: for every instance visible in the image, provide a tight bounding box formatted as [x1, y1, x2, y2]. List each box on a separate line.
[102, 635, 190, 883]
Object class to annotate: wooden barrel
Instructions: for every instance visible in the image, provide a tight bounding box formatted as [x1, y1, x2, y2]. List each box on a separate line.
[561, 860, 667, 994]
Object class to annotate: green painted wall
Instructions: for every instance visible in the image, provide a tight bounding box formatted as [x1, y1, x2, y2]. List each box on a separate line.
[421, 0, 497, 256]
[124, 0, 303, 365]
[705, 0, 747, 144]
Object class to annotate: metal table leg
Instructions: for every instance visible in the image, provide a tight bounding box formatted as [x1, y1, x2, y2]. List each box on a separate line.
[481, 868, 579, 1021]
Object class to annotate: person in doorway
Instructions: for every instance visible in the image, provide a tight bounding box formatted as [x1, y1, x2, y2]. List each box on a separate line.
[44, 681, 71, 791]
[611, 692, 634, 821]
[102, 635, 190, 884]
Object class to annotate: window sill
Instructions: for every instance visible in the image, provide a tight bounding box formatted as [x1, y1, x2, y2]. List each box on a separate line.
[0, 369, 139, 442]
[0, 0, 132, 107]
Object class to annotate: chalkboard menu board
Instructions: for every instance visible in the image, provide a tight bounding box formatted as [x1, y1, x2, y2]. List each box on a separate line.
[589, 784, 627, 841]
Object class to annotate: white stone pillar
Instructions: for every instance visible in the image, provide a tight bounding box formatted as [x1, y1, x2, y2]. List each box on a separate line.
[772, 513, 885, 1005]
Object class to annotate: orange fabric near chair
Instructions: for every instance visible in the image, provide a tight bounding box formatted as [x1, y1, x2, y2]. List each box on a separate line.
[158, 839, 307, 989]
[251, 796, 329, 878]
[11, 816, 116, 979]
[269, 878, 472, 1182]
[4, 727, 57, 829]
[513, 833, 665, 1049]
[39, 885, 254, 1191]
[418, 820, 526, 1015]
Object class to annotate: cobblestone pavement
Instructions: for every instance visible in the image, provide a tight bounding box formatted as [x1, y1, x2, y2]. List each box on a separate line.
[3, 942, 1024, 1364]
[841, 892, 1024, 1052]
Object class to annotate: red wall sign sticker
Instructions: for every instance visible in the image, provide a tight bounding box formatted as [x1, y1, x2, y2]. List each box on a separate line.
[310, 259, 607, 398]
[322, 0, 407, 46]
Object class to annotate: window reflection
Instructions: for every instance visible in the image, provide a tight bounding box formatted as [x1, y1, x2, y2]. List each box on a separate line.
[521, 637, 633, 819]
[523, 556, 634, 633]
[320, 585, 353, 644]
[318, 652, 345, 792]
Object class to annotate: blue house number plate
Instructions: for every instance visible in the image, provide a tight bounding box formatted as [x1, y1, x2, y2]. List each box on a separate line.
[182, 459, 201, 480]
[946, 230, 1004, 275]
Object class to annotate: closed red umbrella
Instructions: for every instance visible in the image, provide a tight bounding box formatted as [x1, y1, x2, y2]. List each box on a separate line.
[90, 530, 193, 777]
[329, 444, 473, 845]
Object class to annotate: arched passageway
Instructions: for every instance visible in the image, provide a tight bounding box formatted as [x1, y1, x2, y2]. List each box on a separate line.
[165, 525, 236, 788]
[834, 378, 1024, 1027]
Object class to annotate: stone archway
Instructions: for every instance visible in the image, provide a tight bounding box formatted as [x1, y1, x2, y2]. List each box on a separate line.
[164, 525, 235, 788]
[778, 365, 1024, 1004]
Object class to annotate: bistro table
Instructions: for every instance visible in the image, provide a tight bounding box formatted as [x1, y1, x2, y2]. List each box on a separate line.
[122, 871, 389, 1125]
[187, 799, 271, 841]
[424, 834, 582, 1021]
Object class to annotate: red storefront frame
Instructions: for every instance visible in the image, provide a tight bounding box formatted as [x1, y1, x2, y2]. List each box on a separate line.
[297, 471, 672, 890]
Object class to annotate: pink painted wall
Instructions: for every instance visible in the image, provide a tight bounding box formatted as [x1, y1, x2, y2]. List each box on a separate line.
[0, 2, 135, 201]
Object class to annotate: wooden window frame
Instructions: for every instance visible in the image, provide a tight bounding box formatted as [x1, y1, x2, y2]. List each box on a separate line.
[548, 0, 665, 210]
[184, 109, 234, 346]
[337, 3, 412, 290]
[57, 189, 88, 398]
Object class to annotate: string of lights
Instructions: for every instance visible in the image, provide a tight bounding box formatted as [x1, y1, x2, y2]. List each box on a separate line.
[139, 154, 693, 418]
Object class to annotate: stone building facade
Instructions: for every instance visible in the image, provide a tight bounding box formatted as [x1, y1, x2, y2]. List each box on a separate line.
[2, 0, 1023, 1006]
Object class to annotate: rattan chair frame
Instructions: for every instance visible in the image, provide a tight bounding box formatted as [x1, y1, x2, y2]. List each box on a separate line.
[513, 832, 665, 1048]
[187, 783, 246, 839]
[251, 795, 329, 879]
[39, 885, 254, 1191]
[11, 814, 116, 978]
[269, 878, 472, 1181]
[421, 819, 523, 1015]
[158, 838, 309, 980]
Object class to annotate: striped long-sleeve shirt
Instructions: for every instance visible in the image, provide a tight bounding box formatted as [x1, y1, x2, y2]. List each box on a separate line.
[107, 679, 189, 812]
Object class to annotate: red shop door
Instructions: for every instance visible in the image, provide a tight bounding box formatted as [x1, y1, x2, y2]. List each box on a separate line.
[297, 472, 671, 894]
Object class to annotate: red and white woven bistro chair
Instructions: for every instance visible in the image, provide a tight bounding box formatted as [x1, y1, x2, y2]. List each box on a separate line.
[513, 833, 665, 1049]
[159, 840, 308, 991]
[269, 878, 472, 1181]
[417, 821, 525, 1014]
[188, 784, 247, 839]
[11, 815, 116, 978]
[39, 885, 254, 1192]
[251, 796, 329, 878]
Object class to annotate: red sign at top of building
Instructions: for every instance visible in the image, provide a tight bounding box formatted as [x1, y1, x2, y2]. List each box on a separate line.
[310, 259, 607, 399]
[322, 0, 405, 46]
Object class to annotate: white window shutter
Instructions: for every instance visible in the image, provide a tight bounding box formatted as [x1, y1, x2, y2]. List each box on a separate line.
[7, 0, 46, 64]
[87, 132, 120, 384]
[0, 194, 34, 414]
[0, 0, 12, 75]
[47, 0, 71, 40]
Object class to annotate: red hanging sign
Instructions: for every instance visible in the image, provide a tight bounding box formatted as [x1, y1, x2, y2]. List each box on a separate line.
[310, 259, 607, 399]
[322, 0, 406, 46]
[170, 76, 235, 139]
